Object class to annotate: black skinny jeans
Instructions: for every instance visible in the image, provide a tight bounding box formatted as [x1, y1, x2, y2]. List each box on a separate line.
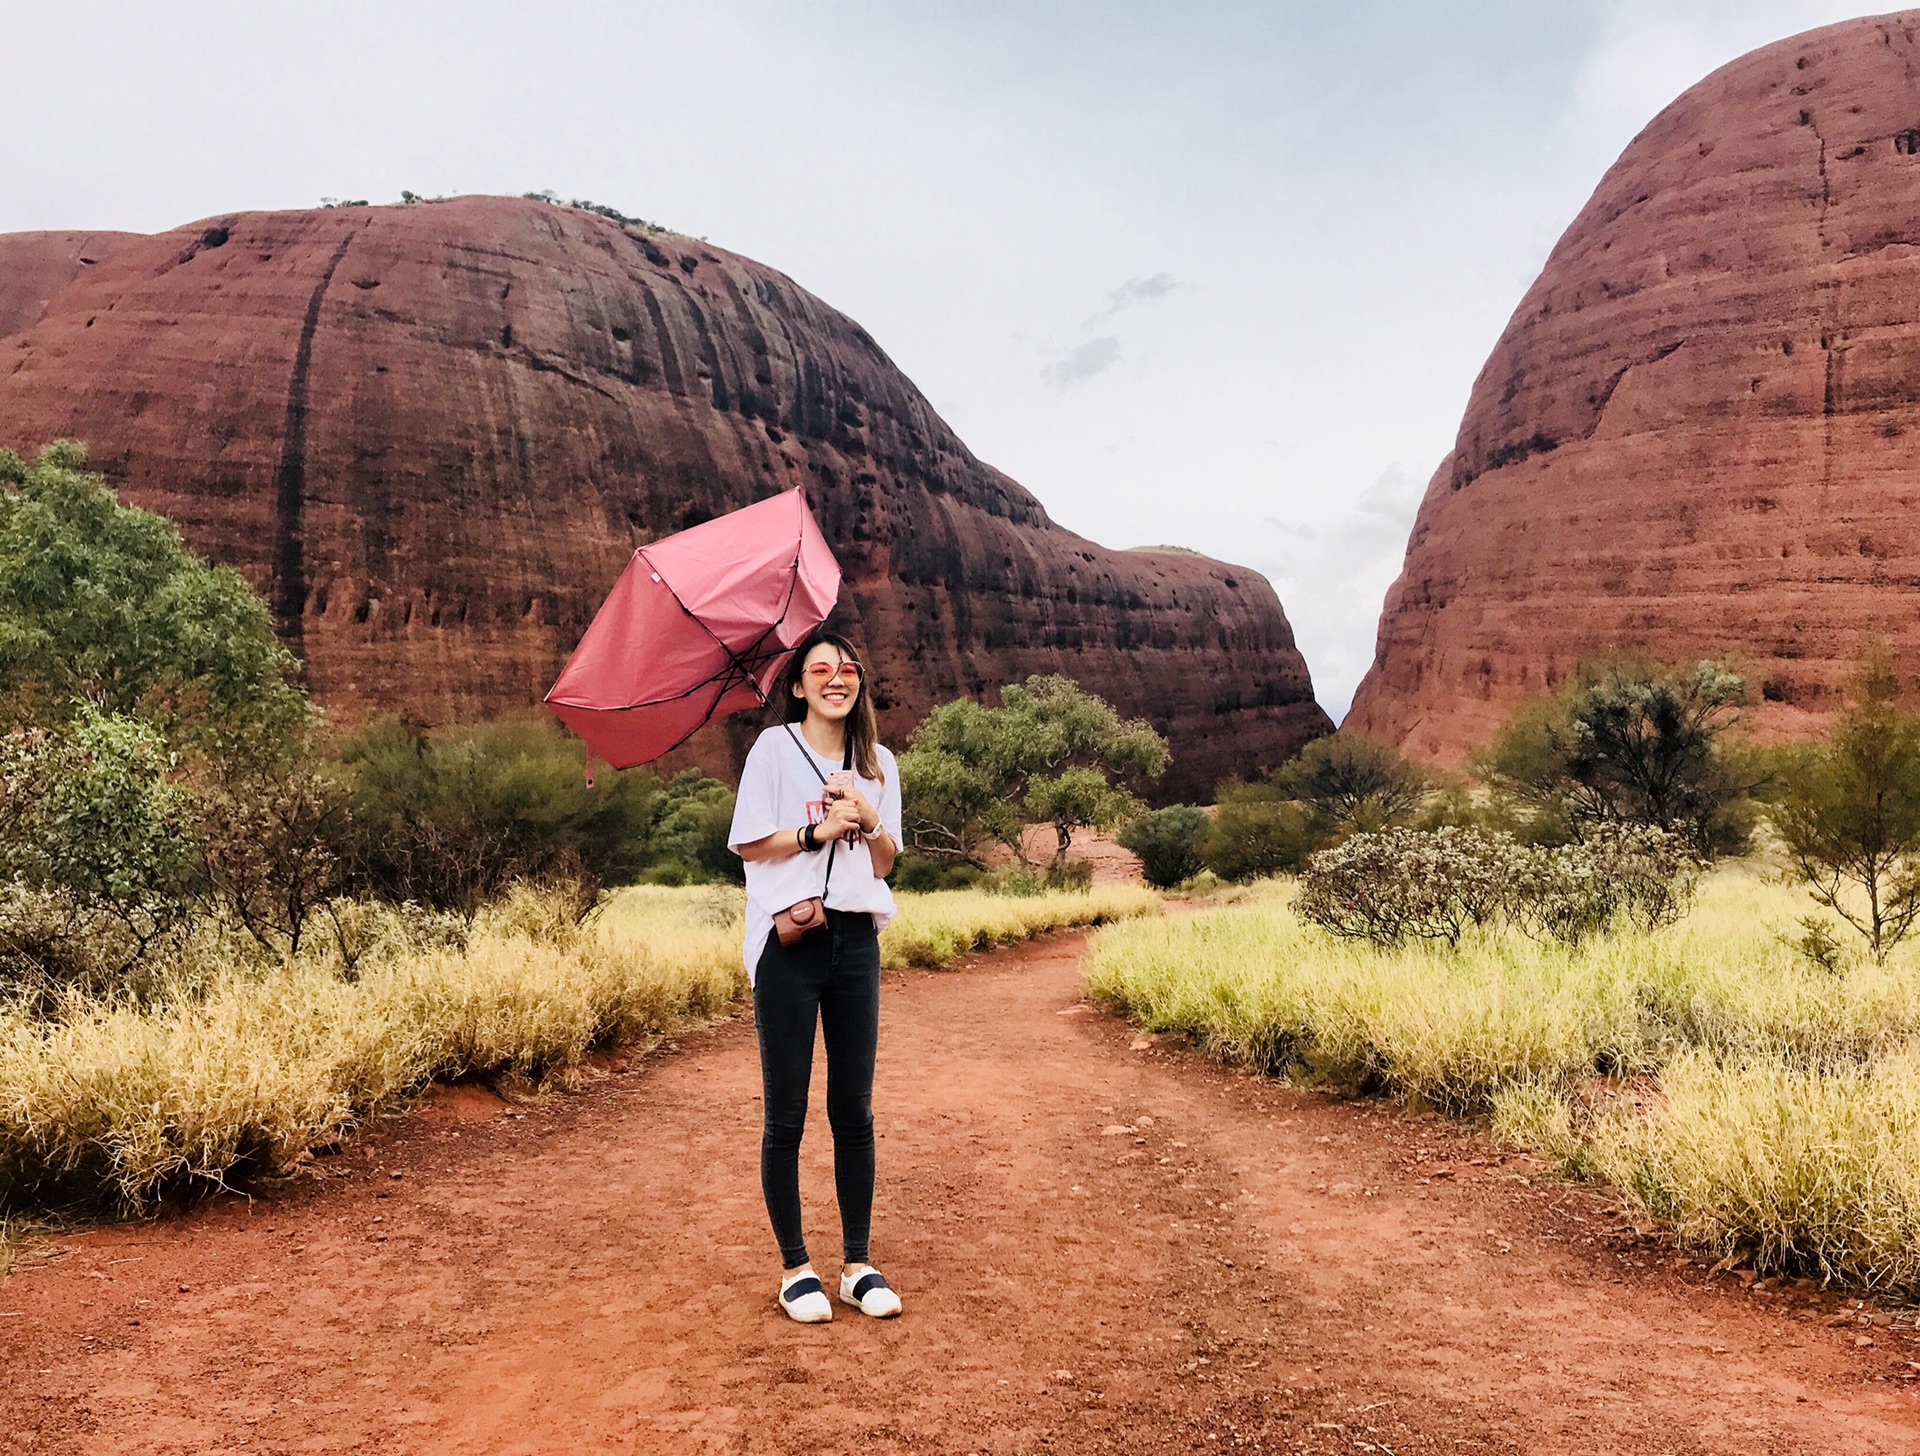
[752, 909, 881, 1269]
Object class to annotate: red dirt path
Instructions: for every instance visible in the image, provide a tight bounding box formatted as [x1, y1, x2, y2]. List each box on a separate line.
[3, 930, 1919, 1454]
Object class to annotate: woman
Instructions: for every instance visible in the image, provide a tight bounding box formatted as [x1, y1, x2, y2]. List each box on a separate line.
[728, 629, 904, 1324]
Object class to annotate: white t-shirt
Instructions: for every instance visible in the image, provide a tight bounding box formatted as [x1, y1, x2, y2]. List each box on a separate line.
[728, 724, 903, 980]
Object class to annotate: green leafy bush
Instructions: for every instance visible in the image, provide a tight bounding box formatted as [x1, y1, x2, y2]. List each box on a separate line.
[1118, 805, 1211, 888]
[328, 718, 660, 913]
[1272, 731, 1429, 836]
[641, 770, 743, 886]
[0, 708, 198, 994]
[0, 442, 311, 763]
[1200, 788, 1314, 882]
[325, 719, 739, 912]
[1476, 656, 1758, 856]
[889, 854, 983, 893]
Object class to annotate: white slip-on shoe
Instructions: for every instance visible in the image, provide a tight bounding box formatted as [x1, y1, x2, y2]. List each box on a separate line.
[778, 1269, 833, 1323]
[839, 1266, 902, 1318]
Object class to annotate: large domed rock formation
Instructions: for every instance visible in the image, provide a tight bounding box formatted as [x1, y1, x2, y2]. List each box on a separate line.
[1348, 12, 1920, 764]
[0, 196, 1328, 798]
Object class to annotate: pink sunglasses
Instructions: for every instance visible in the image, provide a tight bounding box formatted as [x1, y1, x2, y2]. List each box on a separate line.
[804, 660, 865, 683]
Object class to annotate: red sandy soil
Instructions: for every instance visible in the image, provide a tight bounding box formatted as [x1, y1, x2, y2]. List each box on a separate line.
[1003, 826, 1143, 885]
[3, 930, 1919, 1454]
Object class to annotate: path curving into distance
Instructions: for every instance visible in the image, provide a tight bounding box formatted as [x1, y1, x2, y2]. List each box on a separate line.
[2, 930, 1917, 1454]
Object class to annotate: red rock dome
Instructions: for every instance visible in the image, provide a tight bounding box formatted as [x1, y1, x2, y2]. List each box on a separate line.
[1349, 12, 1920, 763]
[0, 196, 1329, 797]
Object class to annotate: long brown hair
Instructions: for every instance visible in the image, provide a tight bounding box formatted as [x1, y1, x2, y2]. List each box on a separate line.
[774, 628, 882, 781]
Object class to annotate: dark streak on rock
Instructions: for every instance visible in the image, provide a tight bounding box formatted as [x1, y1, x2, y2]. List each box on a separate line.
[272, 228, 357, 659]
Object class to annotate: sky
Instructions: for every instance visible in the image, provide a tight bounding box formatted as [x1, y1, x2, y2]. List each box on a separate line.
[0, 0, 1887, 716]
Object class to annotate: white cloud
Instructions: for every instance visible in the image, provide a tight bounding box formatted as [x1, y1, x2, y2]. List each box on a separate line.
[1086, 271, 1179, 325]
[1040, 335, 1122, 388]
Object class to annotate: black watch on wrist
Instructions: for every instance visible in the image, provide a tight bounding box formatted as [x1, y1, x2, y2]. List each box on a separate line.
[801, 823, 819, 853]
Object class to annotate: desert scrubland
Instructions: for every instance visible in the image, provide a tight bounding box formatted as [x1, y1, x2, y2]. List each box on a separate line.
[0, 882, 1155, 1245]
[1090, 870, 1920, 1296]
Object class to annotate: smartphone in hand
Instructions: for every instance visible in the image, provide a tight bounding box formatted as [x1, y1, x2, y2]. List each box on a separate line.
[824, 771, 859, 841]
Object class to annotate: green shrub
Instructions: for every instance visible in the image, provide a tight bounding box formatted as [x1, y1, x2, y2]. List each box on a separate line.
[1773, 657, 1920, 963]
[1201, 794, 1314, 882]
[195, 753, 348, 957]
[0, 708, 198, 996]
[1118, 805, 1211, 888]
[1293, 823, 1698, 948]
[0, 442, 311, 763]
[1476, 656, 1758, 857]
[1272, 730, 1429, 835]
[324, 720, 745, 911]
[648, 770, 743, 885]
[327, 718, 660, 914]
[889, 854, 983, 892]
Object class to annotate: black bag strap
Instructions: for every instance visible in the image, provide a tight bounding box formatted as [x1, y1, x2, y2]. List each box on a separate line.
[781, 725, 854, 894]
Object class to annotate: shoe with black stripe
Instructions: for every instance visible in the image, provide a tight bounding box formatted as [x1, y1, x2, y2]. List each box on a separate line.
[839, 1265, 902, 1318]
[778, 1269, 833, 1323]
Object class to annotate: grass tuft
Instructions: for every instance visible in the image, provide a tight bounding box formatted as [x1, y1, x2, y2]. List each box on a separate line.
[1086, 868, 1920, 1293]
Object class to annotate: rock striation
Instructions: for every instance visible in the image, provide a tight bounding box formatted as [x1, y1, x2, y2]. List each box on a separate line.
[1349, 12, 1920, 763]
[0, 196, 1327, 797]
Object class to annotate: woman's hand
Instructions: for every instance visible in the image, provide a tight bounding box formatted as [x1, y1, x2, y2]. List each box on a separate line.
[815, 794, 866, 842]
[828, 785, 883, 836]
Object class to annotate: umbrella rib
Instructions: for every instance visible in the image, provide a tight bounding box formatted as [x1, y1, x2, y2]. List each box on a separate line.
[736, 546, 809, 674]
[640, 537, 812, 708]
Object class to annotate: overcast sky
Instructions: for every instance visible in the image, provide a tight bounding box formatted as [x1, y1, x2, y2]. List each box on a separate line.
[0, 0, 1884, 716]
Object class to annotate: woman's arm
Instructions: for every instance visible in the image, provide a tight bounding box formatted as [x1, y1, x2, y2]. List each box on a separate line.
[734, 826, 810, 864]
[867, 827, 898, 879]
[830, 786, 898, 877]
[737, 796, 865, 863]
[861, 756, 903, 879]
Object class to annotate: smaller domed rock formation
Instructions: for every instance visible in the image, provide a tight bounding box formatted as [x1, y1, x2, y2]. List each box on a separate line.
[1349, 12, 1920, 764]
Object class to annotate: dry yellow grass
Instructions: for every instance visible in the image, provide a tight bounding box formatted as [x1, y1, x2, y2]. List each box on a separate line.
[0, 881, 1157, 1229]
[879, 884, 1160, 968]
[1087, 868, 1920, 1292]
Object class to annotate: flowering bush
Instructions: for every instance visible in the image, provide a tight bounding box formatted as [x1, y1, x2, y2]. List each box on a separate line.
[1509, 823, 1700, 944]
[1294, 823, 1697, 947]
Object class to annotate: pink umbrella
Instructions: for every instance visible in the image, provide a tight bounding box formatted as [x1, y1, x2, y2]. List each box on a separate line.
[545, 488, 842, 770]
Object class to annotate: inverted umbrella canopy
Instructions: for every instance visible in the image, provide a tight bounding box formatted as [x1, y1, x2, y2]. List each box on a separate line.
[545, 488, 842, 768]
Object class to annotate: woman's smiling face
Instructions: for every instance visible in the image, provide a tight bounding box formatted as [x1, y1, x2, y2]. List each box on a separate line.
[793, 641, 863, 721]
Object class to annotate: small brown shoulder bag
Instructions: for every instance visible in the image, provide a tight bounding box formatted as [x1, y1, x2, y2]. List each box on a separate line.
[772, 727, 850, 947]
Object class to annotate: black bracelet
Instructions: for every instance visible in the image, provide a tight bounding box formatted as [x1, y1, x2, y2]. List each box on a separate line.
[800, 823, 820, 853]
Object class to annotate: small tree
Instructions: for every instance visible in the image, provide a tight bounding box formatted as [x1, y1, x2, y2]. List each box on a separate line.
[1272, 730, 1429, 835]
[899, 676, 1169, 868]
[1775, 661, 1920, 963]
[1477, 656, 1755, 856]
[1117, 805, 1211, 888]
[895, 700, 1023, 863]
[0, 442, 312, 762]
[1200, 784, 1314, 882]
